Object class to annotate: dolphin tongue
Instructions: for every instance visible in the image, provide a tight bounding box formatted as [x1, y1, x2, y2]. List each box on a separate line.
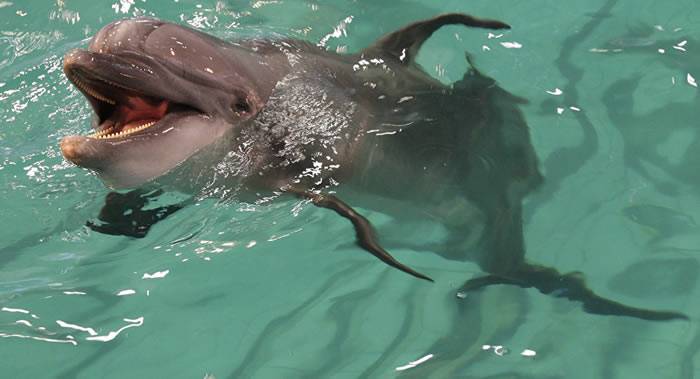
[112, 96, 169, 131]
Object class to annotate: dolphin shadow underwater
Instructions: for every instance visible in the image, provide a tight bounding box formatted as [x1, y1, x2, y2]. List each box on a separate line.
[59, 14, 685, 321]
[601, 28, 700, 197]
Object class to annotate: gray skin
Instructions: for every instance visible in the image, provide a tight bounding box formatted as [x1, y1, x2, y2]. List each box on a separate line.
[61, 14, 686, 320]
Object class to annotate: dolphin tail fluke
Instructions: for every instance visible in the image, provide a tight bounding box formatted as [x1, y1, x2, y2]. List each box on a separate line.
[460, 264, 688, 321]
[288, 189, 433, 282]
[367, 13, 510, 65]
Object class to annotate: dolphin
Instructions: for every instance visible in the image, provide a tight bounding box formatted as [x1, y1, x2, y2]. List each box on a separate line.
[60, 14, 686, 320]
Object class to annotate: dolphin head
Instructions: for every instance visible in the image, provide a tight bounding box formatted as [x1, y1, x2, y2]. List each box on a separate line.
[61, 18, 276, 188]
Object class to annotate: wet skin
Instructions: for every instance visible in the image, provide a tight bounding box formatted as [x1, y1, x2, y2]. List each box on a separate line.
[60, 15, 687, 321]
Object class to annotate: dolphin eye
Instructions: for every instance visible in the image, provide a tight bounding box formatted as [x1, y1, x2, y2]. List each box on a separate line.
[232, 99, 250, 115]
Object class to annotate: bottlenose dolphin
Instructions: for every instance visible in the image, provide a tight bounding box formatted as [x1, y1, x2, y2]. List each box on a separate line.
[60, 14, 686, 320]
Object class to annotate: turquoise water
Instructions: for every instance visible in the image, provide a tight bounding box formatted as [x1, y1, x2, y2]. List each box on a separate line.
[2, 0, 700, 377]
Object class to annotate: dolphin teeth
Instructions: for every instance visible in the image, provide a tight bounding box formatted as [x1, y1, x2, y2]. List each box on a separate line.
[88, 126, 116, 138]
[89, 120, 157, 140]
[71, 75, 116, 105]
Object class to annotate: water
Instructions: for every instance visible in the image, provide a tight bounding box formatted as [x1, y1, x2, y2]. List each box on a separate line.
[1, 0, 699, 378]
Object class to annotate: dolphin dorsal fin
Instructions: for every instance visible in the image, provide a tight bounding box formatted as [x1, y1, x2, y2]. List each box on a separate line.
[366, 13, 510, 65]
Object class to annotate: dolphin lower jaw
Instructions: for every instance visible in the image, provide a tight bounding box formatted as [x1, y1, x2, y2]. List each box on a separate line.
[61, 107, 231, 189]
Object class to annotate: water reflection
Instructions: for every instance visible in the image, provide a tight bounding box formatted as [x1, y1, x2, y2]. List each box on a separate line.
[1, 301, 144, 345]
[603, 74, 700, 195]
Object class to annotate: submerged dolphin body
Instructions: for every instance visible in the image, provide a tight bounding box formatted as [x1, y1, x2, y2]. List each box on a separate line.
[61, 15, 685, 320]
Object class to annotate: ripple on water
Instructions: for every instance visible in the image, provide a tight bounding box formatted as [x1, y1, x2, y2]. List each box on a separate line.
[0, 30, 65, 71]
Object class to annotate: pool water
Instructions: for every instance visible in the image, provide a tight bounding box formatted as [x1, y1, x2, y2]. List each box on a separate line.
[1, 0, 699, 378]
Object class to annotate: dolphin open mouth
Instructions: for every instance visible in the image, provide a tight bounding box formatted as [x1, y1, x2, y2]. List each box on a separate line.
[59, 18, 257, 188]
[64, 64, 197, 140]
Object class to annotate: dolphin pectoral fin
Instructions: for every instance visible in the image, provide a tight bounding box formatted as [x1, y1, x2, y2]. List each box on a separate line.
[460, 265, 688, 321]
[87, 189, 188, 238]
[367, 13, 510, 65]
[288, 189, 433, 282]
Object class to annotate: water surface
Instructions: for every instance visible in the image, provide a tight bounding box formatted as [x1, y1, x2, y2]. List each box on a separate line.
[1, 0, 699, 378]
